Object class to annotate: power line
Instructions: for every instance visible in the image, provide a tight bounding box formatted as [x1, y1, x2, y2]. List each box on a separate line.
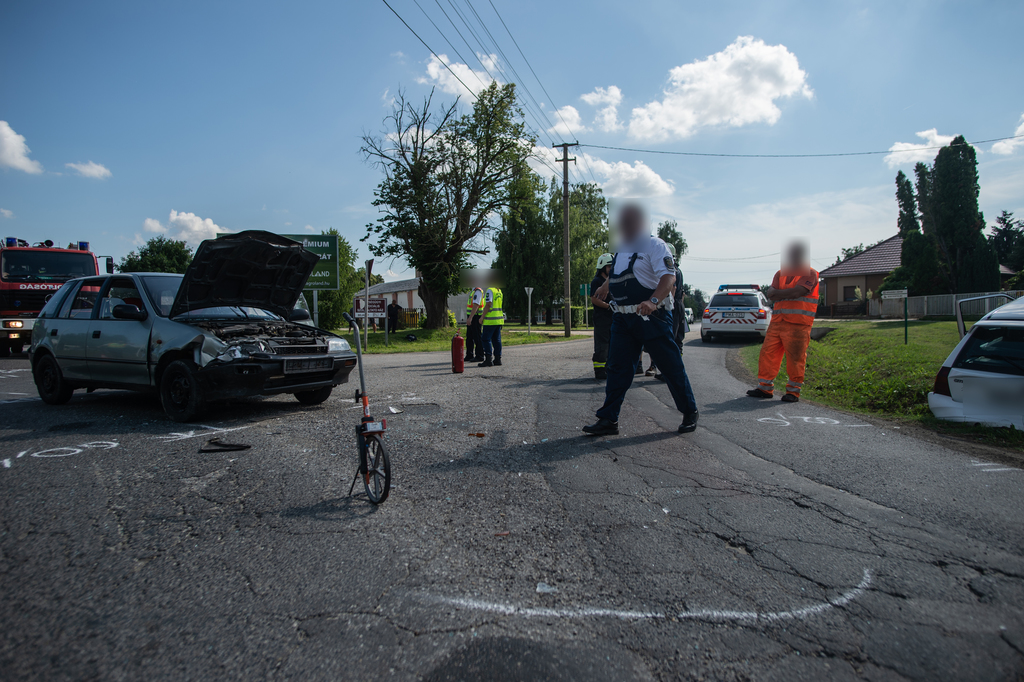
[580, 134, 1024, 159]
[681, 252, 780, 262]
[379, 0, 476, 99]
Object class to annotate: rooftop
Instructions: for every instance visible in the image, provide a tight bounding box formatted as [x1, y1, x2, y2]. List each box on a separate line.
[819, 234, 902, 277]
[363, 277, 421, 296]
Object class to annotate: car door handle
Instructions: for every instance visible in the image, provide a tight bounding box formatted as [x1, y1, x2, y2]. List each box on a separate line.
[92, 330, 101, 338]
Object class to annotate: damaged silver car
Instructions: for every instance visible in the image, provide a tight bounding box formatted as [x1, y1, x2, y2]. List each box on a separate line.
[29, 231, 357, 422]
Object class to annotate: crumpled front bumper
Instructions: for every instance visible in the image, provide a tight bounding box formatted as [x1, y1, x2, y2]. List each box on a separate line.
[197, 353, 358, 401]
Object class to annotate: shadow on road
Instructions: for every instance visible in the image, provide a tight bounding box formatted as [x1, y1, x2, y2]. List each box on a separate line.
[278, 495, 381, 521]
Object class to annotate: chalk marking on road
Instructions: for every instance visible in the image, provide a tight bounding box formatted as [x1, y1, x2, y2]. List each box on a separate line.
[758, 414, 868, 427]
[153, 425, 250, 442]
[0, 397, 39, 405]
[434, 569, 872, 623]
[4, 441, 119, 469]
[970, 460, 1020, 473]
[2, 459, 9, 468]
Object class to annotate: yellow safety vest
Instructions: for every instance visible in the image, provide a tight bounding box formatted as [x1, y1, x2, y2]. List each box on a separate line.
[467, 288, 483, 316]
[482, 287, 504, 326]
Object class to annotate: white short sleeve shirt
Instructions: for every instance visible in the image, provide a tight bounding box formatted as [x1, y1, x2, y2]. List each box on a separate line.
[611, 236, 675, 289]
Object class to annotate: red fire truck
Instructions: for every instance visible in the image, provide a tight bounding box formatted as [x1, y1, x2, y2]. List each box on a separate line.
[0, 237, 113, 356]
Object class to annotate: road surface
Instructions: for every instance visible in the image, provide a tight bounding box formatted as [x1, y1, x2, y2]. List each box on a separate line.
[1, 326, 1022, 680]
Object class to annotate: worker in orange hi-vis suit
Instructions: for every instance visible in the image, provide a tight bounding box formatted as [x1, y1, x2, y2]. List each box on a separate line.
[747, 241, 819, 403]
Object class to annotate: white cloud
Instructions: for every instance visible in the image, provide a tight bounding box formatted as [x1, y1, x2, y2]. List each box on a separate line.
[528, 146, 674, 198]
[0, 208, 13, 219]
[304, 225, 316, 232]
[142, 210, 228, 246]
[548, 105, 588, 138]
[580, 86, 623, 132]
[991, 114, 1024, 155]
[65, 161, 111, 179]
[884, 128, 955, 168]
[628, 36, 813, 141]
[0, 121, 44, 174]
[419, 53, 499, 99]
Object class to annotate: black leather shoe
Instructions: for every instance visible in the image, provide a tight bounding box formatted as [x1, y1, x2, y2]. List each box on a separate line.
[594, 368, 607, 381]
[746, 388, 773, 399]
[781, 393, 799, 403]
[493, 358, 502, 366]
[478, 358, 493, 367]
[678, 411, 699, 433]
[583, 418, 619, 436]
[472, 356, 485, 362]
[463, 356, 473, 363]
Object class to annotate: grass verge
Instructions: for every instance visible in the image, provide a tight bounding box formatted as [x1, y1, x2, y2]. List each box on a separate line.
[334, 326, 586, 354]
[739, 320, 1024, 451]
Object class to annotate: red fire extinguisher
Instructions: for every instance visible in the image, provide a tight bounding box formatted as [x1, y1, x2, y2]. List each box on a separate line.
[452, 331, 465, 373]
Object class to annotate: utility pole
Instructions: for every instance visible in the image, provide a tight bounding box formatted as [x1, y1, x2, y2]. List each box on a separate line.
[553, 142, 578, 338]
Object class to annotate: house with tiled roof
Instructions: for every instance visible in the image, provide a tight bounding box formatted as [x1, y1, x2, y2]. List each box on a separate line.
[818, 234, 903, 306]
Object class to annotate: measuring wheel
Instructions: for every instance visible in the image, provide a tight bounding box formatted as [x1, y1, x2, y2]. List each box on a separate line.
[363, 433, 391, 504]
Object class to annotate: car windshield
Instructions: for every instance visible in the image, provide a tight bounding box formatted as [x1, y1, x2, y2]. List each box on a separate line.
[140, 274, 282, 320]
[953, 326, 1024, 377]
[1, 250, 97, 282]
[710, 294, 759, 308]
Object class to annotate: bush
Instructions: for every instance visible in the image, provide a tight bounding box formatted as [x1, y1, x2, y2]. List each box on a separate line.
[418, 308, 459, 329]
[571, 305, 586, 328]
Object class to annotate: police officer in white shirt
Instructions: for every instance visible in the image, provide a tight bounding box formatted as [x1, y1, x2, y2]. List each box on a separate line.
[584, 204, 699, 436]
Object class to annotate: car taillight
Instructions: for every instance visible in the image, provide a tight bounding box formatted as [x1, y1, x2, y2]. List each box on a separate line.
[702, 308, 711, 318]
[932, 366, 951, 396]
[756, 309, 767, 319]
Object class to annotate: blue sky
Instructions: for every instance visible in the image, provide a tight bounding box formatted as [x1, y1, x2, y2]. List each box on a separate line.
[1, 0, 1022, 294]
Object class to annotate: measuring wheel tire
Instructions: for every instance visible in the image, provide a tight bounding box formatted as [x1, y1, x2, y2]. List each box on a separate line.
[34, 354, 74, 405]
[363, 433, 391, 504]
[160, 359, 206, 422]
[295, 386, 333, 405]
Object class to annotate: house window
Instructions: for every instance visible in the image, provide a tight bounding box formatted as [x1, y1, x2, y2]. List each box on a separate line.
[843, 286, 857, 301]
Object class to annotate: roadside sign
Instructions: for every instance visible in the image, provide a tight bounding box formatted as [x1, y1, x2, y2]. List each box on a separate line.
[216, 232, 340, 290]
[355, 298, 387, 316]
[579, 283, 590, 297]
[882, 289, 908, 299]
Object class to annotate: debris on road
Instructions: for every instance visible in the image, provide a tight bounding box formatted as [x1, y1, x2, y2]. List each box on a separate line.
[200, 438, 252, 453]
[536, 582, 558, 594]
[494, 531, 510, 537]
[389, 406, 403, 414]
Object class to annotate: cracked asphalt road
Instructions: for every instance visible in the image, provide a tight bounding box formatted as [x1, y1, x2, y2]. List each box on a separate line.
[2, 326, 1023, 681]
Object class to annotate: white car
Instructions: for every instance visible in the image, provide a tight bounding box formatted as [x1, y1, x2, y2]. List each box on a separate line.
[701, 285, 772, 343]
[928, 294, 1024, 428]
[684, 307, 695, 325]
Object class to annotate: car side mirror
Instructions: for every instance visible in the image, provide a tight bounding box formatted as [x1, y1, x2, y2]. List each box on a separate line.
[112, 304, 147, 321]
[105, 257, 114, 274]
[289, 308, 311, 322]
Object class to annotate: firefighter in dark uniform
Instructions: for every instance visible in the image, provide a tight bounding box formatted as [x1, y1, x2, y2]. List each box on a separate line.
[590, 253, 614, 380]
[584, 204, 699, 436]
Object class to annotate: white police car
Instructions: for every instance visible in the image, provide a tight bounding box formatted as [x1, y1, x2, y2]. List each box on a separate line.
[928, 294, 1024, 428]
[701, 284, 772, 343]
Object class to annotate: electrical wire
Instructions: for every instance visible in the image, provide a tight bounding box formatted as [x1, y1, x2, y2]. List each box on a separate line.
[681, 252, 780, 262]
[580, 134, 1024, 159]
[379, 0, 476, 99]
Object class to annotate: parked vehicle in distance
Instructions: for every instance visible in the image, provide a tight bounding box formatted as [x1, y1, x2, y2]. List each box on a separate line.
[29, 231, 357, 422]
[1, 237, 113, 357]
[701, 284, 772, 343]
[928, 294, 1024, 429]
[684, 307, 694, 325]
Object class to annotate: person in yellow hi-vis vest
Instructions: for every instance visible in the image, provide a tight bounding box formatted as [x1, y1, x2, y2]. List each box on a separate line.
[747, 241, 819, 403]
[478, 284, 504, 367]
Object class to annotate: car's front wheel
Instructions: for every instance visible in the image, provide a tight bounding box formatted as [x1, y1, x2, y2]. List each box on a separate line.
[295, 386, 332, 405]
[34, 354, 75, 404]
[160, 359, 206, 422]
[0, 342, 10, 358]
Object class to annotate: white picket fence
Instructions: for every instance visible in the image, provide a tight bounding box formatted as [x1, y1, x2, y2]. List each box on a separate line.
[867, 290, 1024, 318]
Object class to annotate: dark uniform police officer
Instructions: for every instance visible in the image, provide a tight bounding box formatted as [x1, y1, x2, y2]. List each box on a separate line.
[584, 204, 699, 436]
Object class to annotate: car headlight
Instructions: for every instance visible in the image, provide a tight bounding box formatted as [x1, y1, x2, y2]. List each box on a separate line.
[327, 338, 350, 353]
[4, 321, 23, 328]
[216, 346, 245, 362]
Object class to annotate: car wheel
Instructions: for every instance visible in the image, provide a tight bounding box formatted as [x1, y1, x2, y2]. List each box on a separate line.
[0, 343, 10, 358]
[160, 359, 206, 422]
[701, 332, 712, 343]
[34, 354, 74, 405]
[295, 386, 333, 405]
[11, 343, 24, 355]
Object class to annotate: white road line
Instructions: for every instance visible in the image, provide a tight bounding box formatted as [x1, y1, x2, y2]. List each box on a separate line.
[433, 569, 872, 623]
[980, 468, 1017, 473]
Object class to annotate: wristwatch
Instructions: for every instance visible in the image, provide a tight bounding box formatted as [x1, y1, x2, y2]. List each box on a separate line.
[649, 296, 659, 306]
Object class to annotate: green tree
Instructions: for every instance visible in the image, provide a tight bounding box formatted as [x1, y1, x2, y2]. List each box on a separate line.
[493, 165, 560, 321]
[988, 210, 1023, 267]
[119, 236, 192, 273]
[547, 179, 609, 311]
[656, 219, 688, 257]
[929, 136, 998, 293]
[895, 170, 919, 237]
[362, 83, 533, 328]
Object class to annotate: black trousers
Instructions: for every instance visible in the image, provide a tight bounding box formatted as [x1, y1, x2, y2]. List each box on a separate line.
[466, 314, 483, 358]
[592, 310, 612, 371]
[387, 315, 399, 333]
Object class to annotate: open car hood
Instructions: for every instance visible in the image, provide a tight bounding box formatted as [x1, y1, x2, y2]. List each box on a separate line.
[169, 231, 320, 319]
